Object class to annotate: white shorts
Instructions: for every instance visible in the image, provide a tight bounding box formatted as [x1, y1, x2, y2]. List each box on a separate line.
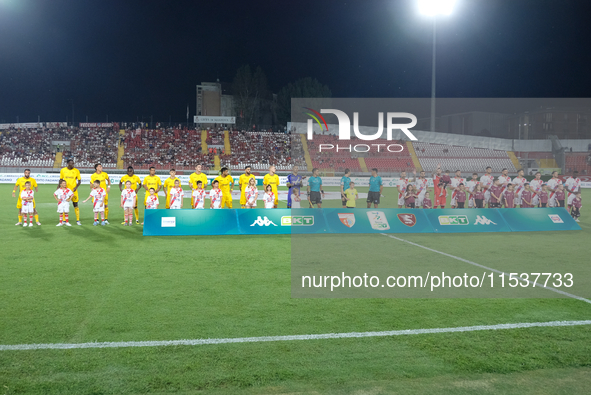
[514, 190, 522, 206]
[194, 202, 204, 209]
[531, 194, 540, 206]
[450, 192, 457, 206]
[21, 204, 34, 214]
[169, 204, 182, 210]
[93, 207, 105, 213]
[416, 194, 425, 207]
[548, 193, 557, 207]
[468, 197, 475, 208]
[123, 204, 135, 210]
[57, 203, 70, 213]
[484, 190, 491, 203]
[567, 193, 577, 205]
[397, 194, 405, 206]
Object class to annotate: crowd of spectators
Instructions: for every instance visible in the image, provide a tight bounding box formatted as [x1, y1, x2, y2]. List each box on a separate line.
[0, 126, 118, 168]
[223, 128, 305, 170]
[60, 127, 119, 168]
[122, 127, 214, 170]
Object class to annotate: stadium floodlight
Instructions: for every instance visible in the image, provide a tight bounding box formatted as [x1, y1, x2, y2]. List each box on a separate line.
[417, 0, 455, 133]
[418, 0, 456, 16]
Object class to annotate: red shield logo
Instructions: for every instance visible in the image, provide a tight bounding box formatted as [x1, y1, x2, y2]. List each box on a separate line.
[397, 213, 417, 227]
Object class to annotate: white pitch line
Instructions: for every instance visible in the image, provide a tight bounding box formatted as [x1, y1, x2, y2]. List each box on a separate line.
[381, 234, 591, 305]
[1, 320, 590, 351]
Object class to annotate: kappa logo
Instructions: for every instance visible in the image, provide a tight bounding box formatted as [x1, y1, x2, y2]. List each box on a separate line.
[280, 216, 315, 226]
[548, 214, 564, 224]
[438, 215, 469, 225]
[474, 215, 497, 225]
[338, 213, 356, 228]
[397, 213, 416, 227]
[250, 216, 277, 227]
[367, 211, 390, 230]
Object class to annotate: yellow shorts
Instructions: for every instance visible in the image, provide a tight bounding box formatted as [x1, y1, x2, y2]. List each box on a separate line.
[165, 194, 170, 209]
[221, 194, 232, 209]
[17, 198, 36, 210]
[240, 191, 246, 206]
[71, 190, 79, 203]
[273, 190, 278, 205]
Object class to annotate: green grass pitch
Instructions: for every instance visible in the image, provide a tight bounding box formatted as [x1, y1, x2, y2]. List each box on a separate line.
[1, 184, 591, 394]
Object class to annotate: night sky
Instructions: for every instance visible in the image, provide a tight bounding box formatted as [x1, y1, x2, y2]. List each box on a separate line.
[1, 0, 590, 123]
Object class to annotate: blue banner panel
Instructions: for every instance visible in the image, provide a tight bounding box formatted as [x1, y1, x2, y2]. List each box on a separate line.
[143, 208, 581, 236]
[143, 209, 240, 236]
[422, 208, 511, 233]
[499, 207, 581, 232]
[323, 208, 434, 234]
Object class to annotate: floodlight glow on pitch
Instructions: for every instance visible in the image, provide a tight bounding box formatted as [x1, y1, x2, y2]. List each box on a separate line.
[418, 0, 456, 16]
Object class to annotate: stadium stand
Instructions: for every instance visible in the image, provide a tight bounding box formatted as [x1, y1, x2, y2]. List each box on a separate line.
[413, 142, 518, 173]
[0, 127, 55, 167]
[60, 127, 119, 169]
[566, 153, 591, 175]
[307, 135, 362, 172]
[223, 129, 306, 171]
[122, 128, 214, 170]
[3, 124, 575, 176]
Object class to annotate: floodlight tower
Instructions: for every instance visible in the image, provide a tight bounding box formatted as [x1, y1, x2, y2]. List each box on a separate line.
[418, 0, 455, 133]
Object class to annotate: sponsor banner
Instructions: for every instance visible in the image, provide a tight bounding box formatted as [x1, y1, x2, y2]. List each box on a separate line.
[78, 123, 118, 128]
[307, 177, 435, 188]
[323, 209, 433, 234]
[499, 207, 581, 232]
[423, 208, 511, 233]
[194, 116, 236, 124]
[0, 122, 43, 130]
[144, 207, 581, 236]
[144, 208, 328, 236]
[45, 122, 68, 128]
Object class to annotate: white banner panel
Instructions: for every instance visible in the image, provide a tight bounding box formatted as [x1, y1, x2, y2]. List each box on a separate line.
[194, 116, 236, 124]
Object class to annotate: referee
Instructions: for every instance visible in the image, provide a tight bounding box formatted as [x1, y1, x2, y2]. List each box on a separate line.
[307, 168, 325, 208]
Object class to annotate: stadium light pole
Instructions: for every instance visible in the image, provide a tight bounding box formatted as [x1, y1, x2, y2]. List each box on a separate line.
[418, 0, 455, 133]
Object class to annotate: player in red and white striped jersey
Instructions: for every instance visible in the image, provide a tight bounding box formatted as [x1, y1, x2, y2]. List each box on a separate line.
[479, 166, 494, 207]
[546, 171, 563, 207]
[450, 170, 466, 208]
[511, 169, 527, 207]
[529, 172, 544, 207]
[413, 170, 429, 207]
[564, 170, 581, 210]
[465, 173, 479, 208]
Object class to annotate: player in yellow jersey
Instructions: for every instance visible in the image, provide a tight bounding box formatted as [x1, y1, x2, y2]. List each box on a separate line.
[142, 166, 162, 207]
[119, 166, 142, 224]
[263, 165, 280, 208]
[12, 168, 41, 225]
[238, 165, 256, 208]
[214, 167, 234, 208]
[163, 168, 181, 209]
[189, 164, 208, 191]
[90, 163, 111, 224]
[59, 159, 82, 224]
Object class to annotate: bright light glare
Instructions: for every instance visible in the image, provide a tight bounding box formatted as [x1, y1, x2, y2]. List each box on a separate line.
[418, 0, 456, 16]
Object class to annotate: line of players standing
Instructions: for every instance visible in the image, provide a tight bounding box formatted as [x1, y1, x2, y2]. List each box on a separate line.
[388, 164, 582, 222]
